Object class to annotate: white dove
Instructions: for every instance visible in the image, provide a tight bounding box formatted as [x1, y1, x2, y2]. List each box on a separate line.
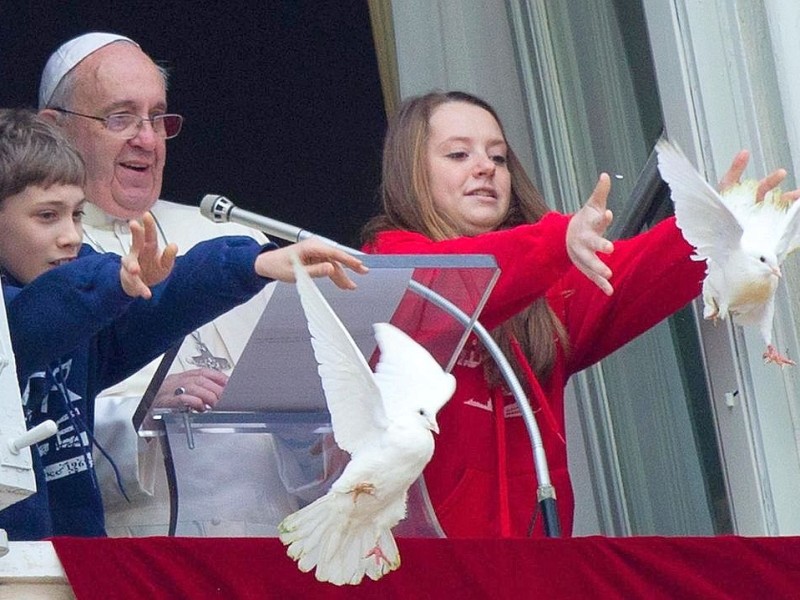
[278, 253, 456, 585]
[655, 137, 800, 365]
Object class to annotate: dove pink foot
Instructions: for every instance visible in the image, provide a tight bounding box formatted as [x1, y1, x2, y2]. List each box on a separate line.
[351, 482, 376, 503]
[763, 345, 796, 367]
[365, 544, 390, 565]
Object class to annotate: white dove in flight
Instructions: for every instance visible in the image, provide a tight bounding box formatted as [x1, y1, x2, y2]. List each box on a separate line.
[278, 253, 456, 585]
[655, 137, 800, 365]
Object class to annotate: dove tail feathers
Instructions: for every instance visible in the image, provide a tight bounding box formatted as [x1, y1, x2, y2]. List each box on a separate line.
[278, 493, 401, 586]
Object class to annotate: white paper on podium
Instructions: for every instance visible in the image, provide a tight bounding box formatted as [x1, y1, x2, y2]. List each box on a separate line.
[218, 265, 411, 413]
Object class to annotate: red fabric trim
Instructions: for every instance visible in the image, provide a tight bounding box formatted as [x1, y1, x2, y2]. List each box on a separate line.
[51, 535, 800, 599]
[492, 386, 512, 537]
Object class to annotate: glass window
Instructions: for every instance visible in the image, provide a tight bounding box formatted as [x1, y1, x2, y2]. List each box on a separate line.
[508, 0, 731, 535]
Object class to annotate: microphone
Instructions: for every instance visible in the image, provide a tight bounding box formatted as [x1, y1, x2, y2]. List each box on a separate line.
[199, 194, 359, 254]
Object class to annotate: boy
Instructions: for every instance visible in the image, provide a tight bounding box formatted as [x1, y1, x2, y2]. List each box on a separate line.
[0, 109, 365, 539]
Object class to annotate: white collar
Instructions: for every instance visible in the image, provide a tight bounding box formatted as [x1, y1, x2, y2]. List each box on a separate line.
[81, 202, 168, 251]
[82, 202, 121, 229]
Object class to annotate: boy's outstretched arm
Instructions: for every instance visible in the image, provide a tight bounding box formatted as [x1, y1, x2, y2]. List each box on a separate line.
[255, 237, 367, 289]
[120, 212, 179, 299]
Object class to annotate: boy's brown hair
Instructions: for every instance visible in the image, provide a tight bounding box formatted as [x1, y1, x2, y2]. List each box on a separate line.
[0, 108, 85, 204]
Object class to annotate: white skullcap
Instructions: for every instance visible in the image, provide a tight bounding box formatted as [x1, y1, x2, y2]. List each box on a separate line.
[39, 32, 139, 109]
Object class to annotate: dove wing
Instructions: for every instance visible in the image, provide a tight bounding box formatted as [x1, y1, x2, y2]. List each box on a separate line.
[291, 254, 388, 454]
[655, 138, 744, 263]
[372, 323, 456, 420]
[775, 198, 800, 262]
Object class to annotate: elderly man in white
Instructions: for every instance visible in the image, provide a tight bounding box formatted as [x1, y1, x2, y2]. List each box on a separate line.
[38, 33, 302, 536]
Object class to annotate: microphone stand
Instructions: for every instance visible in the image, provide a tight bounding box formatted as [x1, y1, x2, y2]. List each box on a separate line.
[201, 195, 561, 537]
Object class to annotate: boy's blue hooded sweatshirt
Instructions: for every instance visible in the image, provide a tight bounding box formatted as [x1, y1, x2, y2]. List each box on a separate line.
[0, 236, 272, 539]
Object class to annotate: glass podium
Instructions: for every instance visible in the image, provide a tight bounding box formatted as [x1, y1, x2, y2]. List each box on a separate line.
[134, 254, 499, 537]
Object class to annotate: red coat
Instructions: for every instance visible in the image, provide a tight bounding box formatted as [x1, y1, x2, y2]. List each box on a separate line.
[364, 213, 705, 538]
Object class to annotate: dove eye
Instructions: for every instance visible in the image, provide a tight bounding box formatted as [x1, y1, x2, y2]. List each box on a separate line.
[760, 256, 767, 263]
[418, 409, 425, 416]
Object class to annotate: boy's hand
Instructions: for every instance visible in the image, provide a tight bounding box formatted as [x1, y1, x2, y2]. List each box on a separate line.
[255, 237, 367, 289]
[120, 213, 179, 299]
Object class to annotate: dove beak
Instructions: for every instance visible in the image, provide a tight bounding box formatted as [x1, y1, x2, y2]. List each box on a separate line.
[773, 266, 782, 278]
[429, 417, 440, 435]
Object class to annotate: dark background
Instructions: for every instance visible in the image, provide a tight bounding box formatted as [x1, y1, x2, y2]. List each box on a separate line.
[0, 1, 387, 248]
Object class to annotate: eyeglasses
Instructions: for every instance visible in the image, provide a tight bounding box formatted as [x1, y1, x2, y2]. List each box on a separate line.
[52, 108, 184, 139]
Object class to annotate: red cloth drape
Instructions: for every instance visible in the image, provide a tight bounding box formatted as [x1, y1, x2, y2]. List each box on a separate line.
[52, 535, 800, 599]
